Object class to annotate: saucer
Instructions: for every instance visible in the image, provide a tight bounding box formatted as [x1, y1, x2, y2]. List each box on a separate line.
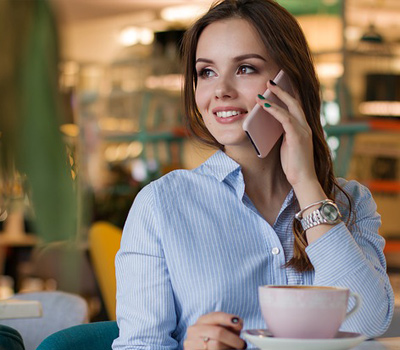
[243, 329, 367, 350]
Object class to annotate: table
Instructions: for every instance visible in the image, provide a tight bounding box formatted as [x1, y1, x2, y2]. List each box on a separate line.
[0, 299, 42, 319]
[248, 337, 400, 350]
[353, 337, 400, 349]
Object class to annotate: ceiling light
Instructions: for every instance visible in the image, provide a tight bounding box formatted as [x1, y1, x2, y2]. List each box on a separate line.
[119, 26, 154, 46]
[315, 62, 344, 79]
[161, 5, 208, 22]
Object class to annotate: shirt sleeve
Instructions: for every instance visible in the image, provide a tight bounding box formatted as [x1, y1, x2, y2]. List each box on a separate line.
[112, 184, 178, 350]
[305, 181, 395, 338]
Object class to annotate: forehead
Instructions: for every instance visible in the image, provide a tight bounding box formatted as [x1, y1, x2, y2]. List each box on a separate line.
[196, 18, 269, 59]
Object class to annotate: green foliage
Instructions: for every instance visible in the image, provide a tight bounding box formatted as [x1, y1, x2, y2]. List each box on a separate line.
[277, 0, 342, 16]
[0, 0, 76, 242]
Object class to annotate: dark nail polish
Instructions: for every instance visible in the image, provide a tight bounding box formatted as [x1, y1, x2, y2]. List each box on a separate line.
[231, 317, 239, 324]
[264, 103, 271, 108]
[257, 94, 265, 100]
[269, 80, 277, 86]
[242, 341, 247, 349]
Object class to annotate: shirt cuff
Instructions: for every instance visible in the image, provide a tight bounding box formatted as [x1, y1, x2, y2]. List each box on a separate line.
[305, 222, 367, 285]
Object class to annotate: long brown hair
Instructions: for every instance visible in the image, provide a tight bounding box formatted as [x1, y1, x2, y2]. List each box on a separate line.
[181, 0, 353, 272]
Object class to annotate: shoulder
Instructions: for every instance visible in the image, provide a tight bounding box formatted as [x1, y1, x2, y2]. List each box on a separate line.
[134, 162, 217, 208]
[152, 164, 215, 191]
[336, 178, 374, 202]
[335, 178, 378, 217]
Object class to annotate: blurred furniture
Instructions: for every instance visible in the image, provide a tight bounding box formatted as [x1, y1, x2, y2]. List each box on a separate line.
[36, 320, 118, 350]
[0, 299, 41, 320]
[35, 321, 400, 350]
[26, 240, 98, 301]
[0, 325, 25, 350]
[89, 222, 122, 320]
[0, 291, 88, 350]
[0, 232, 38, 287]
[379, 306, 400, 338]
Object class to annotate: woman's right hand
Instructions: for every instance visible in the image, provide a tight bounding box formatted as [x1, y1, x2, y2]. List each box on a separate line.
[184, 312, 246, 350]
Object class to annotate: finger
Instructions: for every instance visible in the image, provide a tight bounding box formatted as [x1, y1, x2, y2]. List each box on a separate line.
[207, 338, 246, 350]
[266, 80, 306, 125]
[187, 325, 245, 350]
[184, 338, 242, 350]
[196, 312, 243, 330]
[257, 98, 311, 139]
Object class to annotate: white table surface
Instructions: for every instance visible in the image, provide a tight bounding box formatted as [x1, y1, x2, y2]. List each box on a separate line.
[0, 299, 42, 319]
[357, 338, 400, 349]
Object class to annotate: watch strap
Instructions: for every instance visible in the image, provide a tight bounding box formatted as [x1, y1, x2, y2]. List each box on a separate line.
[301, 208, 330, 231]
[296, 199, 341, 231]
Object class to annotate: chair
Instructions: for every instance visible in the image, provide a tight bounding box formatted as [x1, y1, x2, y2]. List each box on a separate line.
[0, 325, 25, 350]
[36, 321, 119, 350]
[88, 221, 122, 320]
[0, 291, 88, 350]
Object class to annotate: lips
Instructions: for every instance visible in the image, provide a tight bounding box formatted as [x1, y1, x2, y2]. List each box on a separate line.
[212, 107, 247, 119]
[216, 110, 243, 118]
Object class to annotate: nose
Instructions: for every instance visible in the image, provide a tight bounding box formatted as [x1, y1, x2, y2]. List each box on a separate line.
[215, 77, 237, 100]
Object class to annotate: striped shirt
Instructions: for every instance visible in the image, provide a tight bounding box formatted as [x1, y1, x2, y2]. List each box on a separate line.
[113, 150, 394, 350]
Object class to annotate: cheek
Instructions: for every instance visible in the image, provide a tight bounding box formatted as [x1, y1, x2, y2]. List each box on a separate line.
[195, 85, 211, 113]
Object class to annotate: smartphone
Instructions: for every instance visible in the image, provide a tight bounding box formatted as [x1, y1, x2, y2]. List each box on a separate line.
[242, 70, 294, 158]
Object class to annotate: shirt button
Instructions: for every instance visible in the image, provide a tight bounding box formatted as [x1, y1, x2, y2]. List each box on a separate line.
[271, 247, 280, 255]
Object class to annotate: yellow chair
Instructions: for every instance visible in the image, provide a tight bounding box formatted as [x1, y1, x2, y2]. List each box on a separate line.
[89, 222, 122, 320]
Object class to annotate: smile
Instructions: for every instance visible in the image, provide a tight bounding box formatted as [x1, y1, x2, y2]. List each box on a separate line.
[216, 110, 244, 118]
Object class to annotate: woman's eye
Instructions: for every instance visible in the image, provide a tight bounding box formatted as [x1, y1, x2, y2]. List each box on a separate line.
[198, 68, 216, 78]
[237, 65, 256, 75]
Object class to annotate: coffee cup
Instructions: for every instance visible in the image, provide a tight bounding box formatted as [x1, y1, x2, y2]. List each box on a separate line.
[258, 285, 361, 339]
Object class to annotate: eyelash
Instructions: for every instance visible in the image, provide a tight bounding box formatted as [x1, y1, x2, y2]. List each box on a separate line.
[197, 65, 257, 79]
[197, 68, 215, 79]
[237, 65, 257, 74]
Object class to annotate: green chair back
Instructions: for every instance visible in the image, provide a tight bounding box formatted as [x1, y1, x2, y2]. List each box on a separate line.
[36, 321, 119, 350]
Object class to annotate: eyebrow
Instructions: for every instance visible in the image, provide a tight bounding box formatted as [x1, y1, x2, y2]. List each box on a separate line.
[195, 53, 267, 64]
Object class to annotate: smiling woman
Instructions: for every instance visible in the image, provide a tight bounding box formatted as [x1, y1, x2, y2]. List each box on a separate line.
[113, 1, 394, 350]
[194, 19, 279, 152]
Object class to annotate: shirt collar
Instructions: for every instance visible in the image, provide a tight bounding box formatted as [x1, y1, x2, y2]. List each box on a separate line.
[201, 150, 297, 213]
[202, 150, 242, 183]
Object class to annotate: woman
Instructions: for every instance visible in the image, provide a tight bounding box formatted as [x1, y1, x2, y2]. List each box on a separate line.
[113, 1, 394, 349]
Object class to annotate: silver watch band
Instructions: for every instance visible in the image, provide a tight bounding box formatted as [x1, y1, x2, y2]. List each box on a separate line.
[300, 208, 329, 231]
[297, 199, 341, 231]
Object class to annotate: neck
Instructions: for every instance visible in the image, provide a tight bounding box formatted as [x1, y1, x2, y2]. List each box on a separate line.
[225, 142, 291, 199]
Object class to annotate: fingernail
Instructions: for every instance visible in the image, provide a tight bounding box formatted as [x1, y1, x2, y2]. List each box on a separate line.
[257, 94, 265, 100]
[269, 80, 277, 86]
[243, 341, 247, 349]
[231, 317, 240, 324]
[264, 103, 271, 108]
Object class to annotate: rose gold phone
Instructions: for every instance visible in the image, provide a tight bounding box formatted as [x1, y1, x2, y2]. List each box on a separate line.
[242, 70, 294, 158]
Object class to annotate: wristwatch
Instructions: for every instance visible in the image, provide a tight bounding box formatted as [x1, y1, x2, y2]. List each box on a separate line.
[296, 199, 342, 231]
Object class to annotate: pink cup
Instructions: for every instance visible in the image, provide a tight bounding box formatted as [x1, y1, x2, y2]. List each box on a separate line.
[258, 285, 361, 339]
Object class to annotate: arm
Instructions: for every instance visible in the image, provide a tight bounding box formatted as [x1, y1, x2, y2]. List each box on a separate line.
[112, 184, 178, 350]
[257, 81, 394, 338]
[306, 181, 394, 338]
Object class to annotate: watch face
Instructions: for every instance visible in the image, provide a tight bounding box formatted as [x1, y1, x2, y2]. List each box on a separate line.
[322, 203, 339, 221]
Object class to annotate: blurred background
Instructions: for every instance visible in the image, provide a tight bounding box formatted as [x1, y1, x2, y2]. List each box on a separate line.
[1, 0, 400, 323]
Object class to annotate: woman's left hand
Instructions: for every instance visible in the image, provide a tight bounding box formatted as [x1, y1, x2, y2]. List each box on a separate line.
[257, 80, 318, 188]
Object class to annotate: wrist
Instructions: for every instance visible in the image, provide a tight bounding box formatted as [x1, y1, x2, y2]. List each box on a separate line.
[296, 200, 342, 233]
[293, 179, 327, 211]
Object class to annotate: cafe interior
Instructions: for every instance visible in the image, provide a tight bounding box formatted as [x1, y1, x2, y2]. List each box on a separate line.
[1, 0, 400, 349]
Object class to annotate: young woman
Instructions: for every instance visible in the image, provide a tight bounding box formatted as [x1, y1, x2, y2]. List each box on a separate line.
[113, 1, 394, 349]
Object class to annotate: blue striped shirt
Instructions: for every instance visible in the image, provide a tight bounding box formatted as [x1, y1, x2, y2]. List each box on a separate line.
[113, 150, 394, 350]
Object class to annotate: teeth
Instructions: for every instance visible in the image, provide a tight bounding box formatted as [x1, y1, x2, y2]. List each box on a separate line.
[216, 110, 242, 118]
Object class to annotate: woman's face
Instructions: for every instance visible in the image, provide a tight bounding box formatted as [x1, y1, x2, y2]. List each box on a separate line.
[195, 18, 280, 153]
